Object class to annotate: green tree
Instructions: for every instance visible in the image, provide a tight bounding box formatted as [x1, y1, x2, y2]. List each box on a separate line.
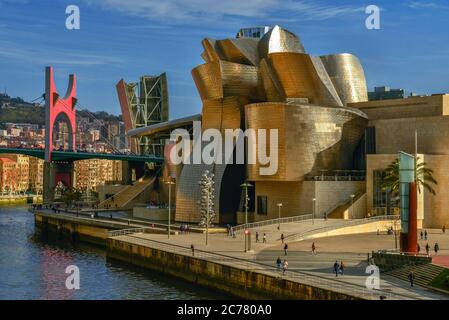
[381, 157, 437, 199]
[60, 188, 82, 207]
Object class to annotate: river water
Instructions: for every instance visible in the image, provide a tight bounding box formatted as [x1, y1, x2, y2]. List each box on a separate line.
[0, 206, 226, 300]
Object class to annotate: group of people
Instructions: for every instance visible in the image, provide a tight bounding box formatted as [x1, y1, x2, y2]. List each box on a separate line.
[418, 228, 444, 256]
[418, 242, 440, 256]
[276, 257, 289, 275]
[226, 224, 236, 238]
[255, 231, 267, 243]
[420, 230, 429, 240]
[179, 224, 191, 234]
[333, 260, 345, 277]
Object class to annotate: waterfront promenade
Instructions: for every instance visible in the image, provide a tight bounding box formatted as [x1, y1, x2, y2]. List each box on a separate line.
[109, 225, 449, 300]
[32, 208, 448, 300]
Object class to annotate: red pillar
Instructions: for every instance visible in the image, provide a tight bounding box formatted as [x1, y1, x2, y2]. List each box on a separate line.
[407, 182, 418, 253]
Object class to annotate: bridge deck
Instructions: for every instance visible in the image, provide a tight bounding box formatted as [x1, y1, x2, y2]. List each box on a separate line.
[0, 147, 163, 163]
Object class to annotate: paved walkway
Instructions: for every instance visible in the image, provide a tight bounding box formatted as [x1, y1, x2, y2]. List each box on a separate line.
[35, 208, 449, 299]
[111, 229, 449, 300]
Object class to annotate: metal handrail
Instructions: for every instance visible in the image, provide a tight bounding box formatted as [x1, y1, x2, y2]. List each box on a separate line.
[284, 215, 400, 242]
[231, 214, 313, 234]
[108, 227, 148, 237]
[110, 233, 416, 300]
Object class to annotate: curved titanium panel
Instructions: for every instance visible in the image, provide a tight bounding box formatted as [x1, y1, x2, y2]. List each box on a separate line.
[201, 38, 224, 63]
[259, 58, 284, 102]
[217, 38, 260, 66]
[320, 54, 368, 105]
[192, 61, 223, 100]
[192, 61, 259, 101]
[201, 96, 247, 132]
[258, 25, 305, 59]
[310, 56, 344, 107]
[245, 102, 367, 181]
[266, 52, 320, 104]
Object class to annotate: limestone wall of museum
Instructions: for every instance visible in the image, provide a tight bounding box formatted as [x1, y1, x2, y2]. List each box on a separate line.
[253, 180, 365, 222]
[350, 94, 449, 120]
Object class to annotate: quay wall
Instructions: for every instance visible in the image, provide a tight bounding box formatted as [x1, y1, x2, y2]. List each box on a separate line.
[107, 237, 360, 300]
[34, 211, 367, 300]
[34, 212, 113, 246]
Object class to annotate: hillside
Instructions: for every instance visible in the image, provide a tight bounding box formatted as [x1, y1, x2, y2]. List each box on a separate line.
[0, 95, 121, 128]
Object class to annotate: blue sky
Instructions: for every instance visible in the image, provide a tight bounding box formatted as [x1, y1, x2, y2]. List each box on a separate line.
[0, 0, 449, 118]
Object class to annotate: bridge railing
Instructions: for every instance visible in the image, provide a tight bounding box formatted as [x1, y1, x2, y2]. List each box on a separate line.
[109, 232, 414, 300]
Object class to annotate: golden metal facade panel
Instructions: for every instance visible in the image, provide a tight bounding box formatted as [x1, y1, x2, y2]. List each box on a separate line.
[320, 54, 368, 105]
[201, 38, 223, 63]
[259, 58, 284, 102]
[245, 103, 367, 181]
[258, 25, 305, 59]
[216, 38, 260, 66]
[267, 52, 321, 103]
[192, 61, 259, 101]
[201, 97, 245, 132]
[219, 61, 259, 99]
[192, 61, 223, 100]
[310, 56, 344, 107]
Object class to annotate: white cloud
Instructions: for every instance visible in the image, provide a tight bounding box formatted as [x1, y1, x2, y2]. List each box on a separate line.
[407, 1, 449, 10]
[0, 40, 123, 66]
[85, 0, 364, 24]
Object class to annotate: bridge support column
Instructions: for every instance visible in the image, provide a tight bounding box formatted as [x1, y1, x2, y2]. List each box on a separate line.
[43, 161, 75, 203]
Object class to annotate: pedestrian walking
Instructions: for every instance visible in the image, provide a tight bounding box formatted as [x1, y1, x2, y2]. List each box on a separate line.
[417, 243, 420, 253]
[333, 260, 339, 277]
[312, 242, 316, 255]
[282, 260, 288, 275]
[434, 242, 440, 255]
[276, 257, 282, 270]
[280, 233, 284, 244]
[424, 230, 428, 240]
[425, 243, 430, 256]
[408, 272, 415, 287]
[191, 244, 195, 256]
[420, 231, 423, 240]
[263, 233, 267, 243]
[256, 231, 259, 243]
[284, 243, 288, 256]
[443, 225, 446, 234]
[339, 261, 345, 275]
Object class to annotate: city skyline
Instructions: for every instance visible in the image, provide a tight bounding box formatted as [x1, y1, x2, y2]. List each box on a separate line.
[0, 0, 449, 119]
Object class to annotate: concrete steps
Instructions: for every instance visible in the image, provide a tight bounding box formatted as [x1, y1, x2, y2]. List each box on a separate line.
[99, 176, 155, 209]
[386, 263, 446, 287]
[327, 192, 364, 219]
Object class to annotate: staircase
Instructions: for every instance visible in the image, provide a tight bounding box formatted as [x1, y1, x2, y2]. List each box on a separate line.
[99, 176, 156, 210]
[386, 263, 446, 287]
[327, 192, 364, 219]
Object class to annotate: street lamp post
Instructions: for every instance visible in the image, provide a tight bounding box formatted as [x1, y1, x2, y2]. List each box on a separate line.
[350, 194, 355, 219]
[240, 182, 253, 253]
[276, 203, 283, 230]
[312, 198, 316, 224]
[165, 178, 176, 239]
